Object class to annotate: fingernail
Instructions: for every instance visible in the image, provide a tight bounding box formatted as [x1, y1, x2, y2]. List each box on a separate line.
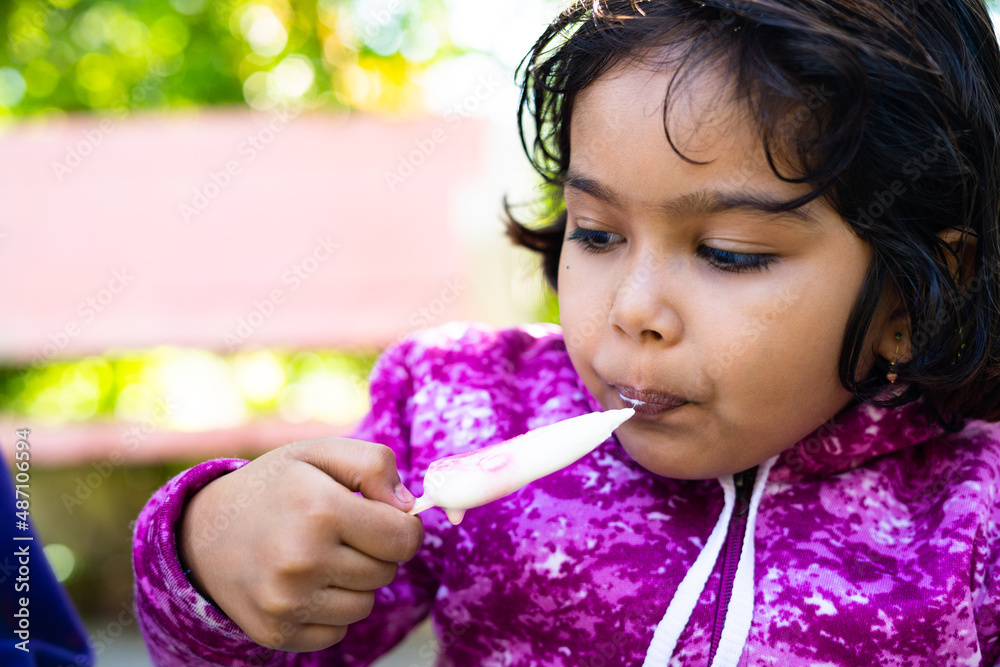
[394, 483, 414, 505]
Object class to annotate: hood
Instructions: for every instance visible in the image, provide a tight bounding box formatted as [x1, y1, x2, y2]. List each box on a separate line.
[630, 399, 944, 666]
[571, 353, 945, 665]
[770, 398, 944, 482]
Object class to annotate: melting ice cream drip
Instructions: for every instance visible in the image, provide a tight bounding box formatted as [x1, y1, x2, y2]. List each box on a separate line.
[407, 408, 635, 524]
[619, 394, 649, 408]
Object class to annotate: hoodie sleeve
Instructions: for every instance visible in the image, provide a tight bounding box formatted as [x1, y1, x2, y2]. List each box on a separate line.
[132, 457, 315, 667]
[132, 338, 438, 667]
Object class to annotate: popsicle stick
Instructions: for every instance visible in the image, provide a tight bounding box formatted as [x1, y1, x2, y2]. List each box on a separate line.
[407, 495, 436, 515]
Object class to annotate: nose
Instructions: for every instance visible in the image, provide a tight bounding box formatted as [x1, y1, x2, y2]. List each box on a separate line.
[607, 255, 683, 345]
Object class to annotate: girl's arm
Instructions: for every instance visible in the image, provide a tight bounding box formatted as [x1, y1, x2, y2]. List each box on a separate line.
[132, 339, 439, 666]
[133, 457, 305, 667]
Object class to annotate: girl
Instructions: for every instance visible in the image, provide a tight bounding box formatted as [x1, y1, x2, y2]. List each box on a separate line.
[133, 1, 1000, 665]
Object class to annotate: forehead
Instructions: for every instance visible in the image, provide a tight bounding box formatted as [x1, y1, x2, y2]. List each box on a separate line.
[568, 59, 811, 207]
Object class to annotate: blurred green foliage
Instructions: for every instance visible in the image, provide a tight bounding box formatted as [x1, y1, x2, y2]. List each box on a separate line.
[0, 0, 461, 117]
[0, 347, 379, 427]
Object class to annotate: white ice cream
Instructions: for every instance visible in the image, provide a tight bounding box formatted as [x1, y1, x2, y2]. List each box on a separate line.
[407, 408, 635, 524]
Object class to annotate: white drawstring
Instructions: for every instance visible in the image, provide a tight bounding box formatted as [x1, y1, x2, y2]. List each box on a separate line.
[642, 455, 778, 667]
[642, 475, 735, 666]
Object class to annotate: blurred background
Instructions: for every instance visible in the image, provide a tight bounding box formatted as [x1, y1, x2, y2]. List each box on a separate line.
[0, 0, 563, 663]
[9, 2, 1000, 665]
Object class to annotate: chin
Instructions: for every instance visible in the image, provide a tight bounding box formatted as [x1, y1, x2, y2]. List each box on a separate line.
[616, 433, 721, 481]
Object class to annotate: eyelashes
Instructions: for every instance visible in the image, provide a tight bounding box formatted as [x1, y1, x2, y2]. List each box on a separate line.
[566, 227, 622, 252]
[695, 246, 777, 274]
[566, 227, 777, 274]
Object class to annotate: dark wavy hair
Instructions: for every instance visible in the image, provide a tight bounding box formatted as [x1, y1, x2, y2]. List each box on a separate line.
[505, 0, 1000, 424]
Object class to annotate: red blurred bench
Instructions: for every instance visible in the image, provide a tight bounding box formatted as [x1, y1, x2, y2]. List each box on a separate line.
[0, 108, 513, 464]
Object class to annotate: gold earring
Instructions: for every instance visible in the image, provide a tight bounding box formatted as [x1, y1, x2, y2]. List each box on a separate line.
[887, 332, 902, 383]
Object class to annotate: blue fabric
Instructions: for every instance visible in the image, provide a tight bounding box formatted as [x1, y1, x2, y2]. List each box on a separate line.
[0, 450, 93, 667]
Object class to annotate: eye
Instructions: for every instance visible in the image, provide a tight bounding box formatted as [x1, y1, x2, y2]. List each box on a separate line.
[567, 227, 624, 254]
[697, 245, 776, 274]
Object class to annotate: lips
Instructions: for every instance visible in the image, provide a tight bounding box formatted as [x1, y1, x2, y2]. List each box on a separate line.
[613, 384, 689, 416]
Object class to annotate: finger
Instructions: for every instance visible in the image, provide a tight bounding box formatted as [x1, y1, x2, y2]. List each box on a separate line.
[280, 624, 349, 653]
[287, 587, 376, 627]
[292, 437, 416, 512]
[318, 544, 398, 591]
[328, 482, 425, 563]
[251, 622, 348, 653]
[243, 587, 374, 648]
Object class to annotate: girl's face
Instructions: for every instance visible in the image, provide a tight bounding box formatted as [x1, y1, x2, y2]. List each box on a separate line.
[559, 62, 876, 480]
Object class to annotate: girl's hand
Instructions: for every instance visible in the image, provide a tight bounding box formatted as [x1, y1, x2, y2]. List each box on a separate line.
[178, 438, 424, 652]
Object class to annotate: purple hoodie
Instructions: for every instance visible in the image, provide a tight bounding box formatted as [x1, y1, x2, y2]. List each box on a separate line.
[133, 322, 1000, 666]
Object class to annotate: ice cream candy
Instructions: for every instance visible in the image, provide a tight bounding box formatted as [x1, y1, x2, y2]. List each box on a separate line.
[407, 408, 635, 524]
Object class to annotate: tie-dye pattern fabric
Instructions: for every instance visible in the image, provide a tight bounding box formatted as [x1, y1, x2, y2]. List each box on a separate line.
[133, 322, 1000, 666]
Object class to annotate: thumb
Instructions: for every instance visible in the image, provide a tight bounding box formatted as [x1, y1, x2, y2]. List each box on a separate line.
[291, 437, 416, 512]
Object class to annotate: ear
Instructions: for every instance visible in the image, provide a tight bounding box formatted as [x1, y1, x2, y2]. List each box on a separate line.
[875, 307, 911, 365]
[937, 226, 977, 289]
[873, 227, 975, 366]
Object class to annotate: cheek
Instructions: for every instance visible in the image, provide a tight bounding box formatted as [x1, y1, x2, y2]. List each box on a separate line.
[558, 284, 595, 359]
[557, 255, 614, 354]
[729, 283, 858, 406]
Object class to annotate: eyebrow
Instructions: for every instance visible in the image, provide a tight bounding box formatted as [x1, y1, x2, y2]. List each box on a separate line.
[562, 171, 818, 224]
